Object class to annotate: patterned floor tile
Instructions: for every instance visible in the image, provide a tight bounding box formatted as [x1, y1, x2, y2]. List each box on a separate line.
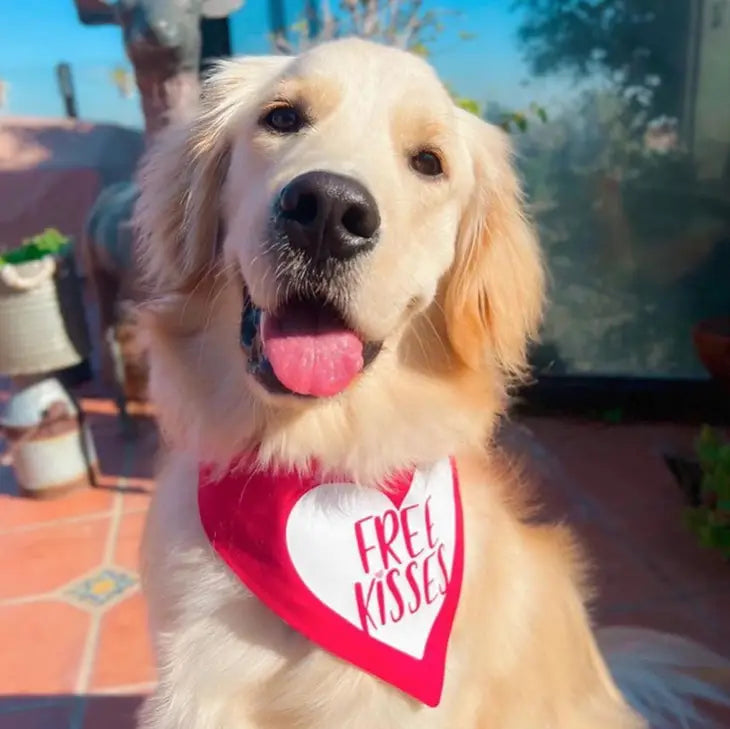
[65, 568, 137, 610]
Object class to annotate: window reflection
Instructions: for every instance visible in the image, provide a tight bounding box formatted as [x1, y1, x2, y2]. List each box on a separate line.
[512, 0, 730, 377]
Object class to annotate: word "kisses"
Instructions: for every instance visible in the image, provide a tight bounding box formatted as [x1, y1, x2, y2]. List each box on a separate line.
[353, 496, 449, 634]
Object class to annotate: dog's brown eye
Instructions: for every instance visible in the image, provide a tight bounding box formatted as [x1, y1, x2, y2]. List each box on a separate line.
[410, 150, 444, 177]
[262, 105, 304, 134]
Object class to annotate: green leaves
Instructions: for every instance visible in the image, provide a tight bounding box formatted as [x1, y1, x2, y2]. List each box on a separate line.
[0, 228, 71, 266]
[499, 105, 548, 134]
[454, 97, 480, 115]
[530, 101, 548, 123]
[503, 112, 528, 132]
[409, 42, 429, 58]
[686, 426, 730, 559]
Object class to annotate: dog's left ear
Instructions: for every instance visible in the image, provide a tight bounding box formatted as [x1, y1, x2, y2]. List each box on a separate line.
[445, 109, 545, 378]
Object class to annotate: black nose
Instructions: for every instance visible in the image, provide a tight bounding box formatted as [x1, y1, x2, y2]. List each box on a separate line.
[277, 171, 380, 262]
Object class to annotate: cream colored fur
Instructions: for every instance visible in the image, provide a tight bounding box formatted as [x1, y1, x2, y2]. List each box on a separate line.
[134, 39, 726, 729]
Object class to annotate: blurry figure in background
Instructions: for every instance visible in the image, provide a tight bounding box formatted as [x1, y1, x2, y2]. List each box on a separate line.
[73, 0, 243, 432]
[83, 181, 144, 434]
[0, 78, 8, 109]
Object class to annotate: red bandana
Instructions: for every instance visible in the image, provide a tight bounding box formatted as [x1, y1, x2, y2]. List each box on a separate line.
[198, 456, 464, 707]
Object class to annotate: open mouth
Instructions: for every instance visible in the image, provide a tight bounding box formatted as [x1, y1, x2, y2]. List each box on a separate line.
[240, 295, 382, 398]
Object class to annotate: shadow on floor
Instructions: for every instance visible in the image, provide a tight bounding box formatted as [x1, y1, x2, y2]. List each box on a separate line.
[0, 693, 145, 729]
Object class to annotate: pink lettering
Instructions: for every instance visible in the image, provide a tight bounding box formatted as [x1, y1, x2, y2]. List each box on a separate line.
[422, 552, 439, 605]
[436, 543, 450, 596]
[354, 579, 378, 633]
[376, 577, 387, 625]
[405, 561, 422, 614]
[400, 504, 424, 559]
[354, 516, 377, 573]
[374, 509, 402, 569]
[385, 568, 405, 622]
[424, 496, 438, 549]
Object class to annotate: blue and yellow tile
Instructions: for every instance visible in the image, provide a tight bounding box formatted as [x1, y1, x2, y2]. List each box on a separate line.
[64, 567, 137, 609]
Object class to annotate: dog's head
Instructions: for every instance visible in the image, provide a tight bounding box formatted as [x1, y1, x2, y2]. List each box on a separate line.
[135, 39, 544, 473]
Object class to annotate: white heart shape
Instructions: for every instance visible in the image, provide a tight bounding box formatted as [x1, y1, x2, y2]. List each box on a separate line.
[285, 458, 456, 659]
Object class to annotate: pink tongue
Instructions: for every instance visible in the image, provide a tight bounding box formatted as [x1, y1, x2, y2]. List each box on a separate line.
[261, 307, 364, 397]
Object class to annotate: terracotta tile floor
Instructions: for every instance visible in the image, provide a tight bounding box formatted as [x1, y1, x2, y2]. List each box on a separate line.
[0, 384, 157, 729]
[1, 387, 728, 727]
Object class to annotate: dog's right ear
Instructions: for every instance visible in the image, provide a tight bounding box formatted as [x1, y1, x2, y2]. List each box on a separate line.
[134, 56, 290, 302]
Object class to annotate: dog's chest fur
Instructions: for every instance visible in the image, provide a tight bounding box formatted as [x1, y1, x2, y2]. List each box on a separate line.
[138, 453, 643, 729]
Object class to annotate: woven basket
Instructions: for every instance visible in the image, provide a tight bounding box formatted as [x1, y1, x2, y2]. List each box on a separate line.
[0, 246, 91, 376]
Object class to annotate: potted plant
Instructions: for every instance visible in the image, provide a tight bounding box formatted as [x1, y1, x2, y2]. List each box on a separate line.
[684, 426, 730, 560]
[0, 228, 91, 377]
[693, 317, 730, 387]
[0, 229, 97, 498]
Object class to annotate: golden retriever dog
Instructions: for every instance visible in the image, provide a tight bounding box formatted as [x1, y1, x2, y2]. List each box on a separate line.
[134, 39, 728, 729]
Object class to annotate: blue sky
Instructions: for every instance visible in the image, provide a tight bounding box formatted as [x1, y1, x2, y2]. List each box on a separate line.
[0, 0, 574, 129]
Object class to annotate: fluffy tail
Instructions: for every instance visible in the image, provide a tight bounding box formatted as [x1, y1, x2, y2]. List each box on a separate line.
[598, 626, 730, 729]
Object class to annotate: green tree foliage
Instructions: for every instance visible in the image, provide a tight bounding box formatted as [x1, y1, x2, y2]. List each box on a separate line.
[512, 0, 692, 119]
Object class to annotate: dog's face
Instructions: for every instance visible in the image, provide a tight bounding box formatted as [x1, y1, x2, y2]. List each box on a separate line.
[136, 39, 544, 471]
[227, 42, 474, 400]
[222, 41, 490, 401]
